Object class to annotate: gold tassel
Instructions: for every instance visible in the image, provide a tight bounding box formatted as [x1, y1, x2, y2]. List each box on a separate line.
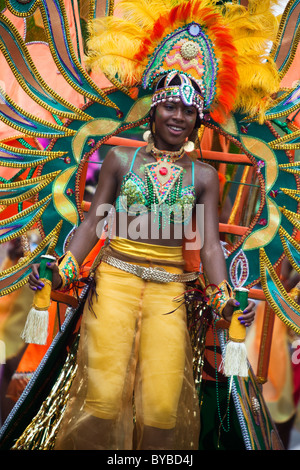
[21, 255, 56, 345]
[223, 287, 249, 377]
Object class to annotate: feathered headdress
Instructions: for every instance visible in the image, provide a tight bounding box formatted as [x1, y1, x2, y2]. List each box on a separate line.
[86, 0, 281, 123]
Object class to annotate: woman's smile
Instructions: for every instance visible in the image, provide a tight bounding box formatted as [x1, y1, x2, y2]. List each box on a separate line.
[167, 124, 185, 136]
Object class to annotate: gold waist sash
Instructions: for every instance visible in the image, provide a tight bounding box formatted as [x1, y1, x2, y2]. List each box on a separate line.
[110, 237, 184, 262]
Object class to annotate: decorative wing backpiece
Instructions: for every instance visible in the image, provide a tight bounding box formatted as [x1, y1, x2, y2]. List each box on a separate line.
[0, 0, 299, 333]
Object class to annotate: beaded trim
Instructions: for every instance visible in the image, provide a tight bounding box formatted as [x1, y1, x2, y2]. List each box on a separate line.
[279, 226, 300, 274]
[0, 171, 60, 205]
[0, 221, 62, 296]
[38, 1, 119, 112]
[151, 85, 204, 117]
[58, 251, 80, 290]
[269, 0, 300, 79]
[145, 161, 183, 205]
[116, 167, 196, 226]
[217, 329, 253, 450]
[0, 19, 91, 122]
[206, 280, 233, 318]
[142, 23, 219, 109]
[260, 247, 300, 335]
[150, 145, 185, 162]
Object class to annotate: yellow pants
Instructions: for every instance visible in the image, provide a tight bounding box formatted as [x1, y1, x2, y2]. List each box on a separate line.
[84, 238, 188, 429]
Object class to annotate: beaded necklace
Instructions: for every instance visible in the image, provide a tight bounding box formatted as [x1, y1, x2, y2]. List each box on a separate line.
[213, 319, 232, 440]
[150, 145, 185, 162]
[148, 146, 185, 185]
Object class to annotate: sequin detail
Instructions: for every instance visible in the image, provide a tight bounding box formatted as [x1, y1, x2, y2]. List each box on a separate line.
[116, 172, 148, 215]
[116, 168, 196, 226]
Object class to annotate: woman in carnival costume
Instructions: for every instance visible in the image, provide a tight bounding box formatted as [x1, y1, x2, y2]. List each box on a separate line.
[1, 0, 290, 451]
[28, 0, 261, 450]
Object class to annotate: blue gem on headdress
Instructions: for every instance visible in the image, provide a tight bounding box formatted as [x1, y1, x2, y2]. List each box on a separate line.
[188, 23, 201, 37]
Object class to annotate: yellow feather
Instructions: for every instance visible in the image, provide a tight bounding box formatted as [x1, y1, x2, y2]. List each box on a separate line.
[85, 0, 281, 120]
[221, 1, 280, 119]
[116, 0, 168, 26]
[85, 16, 146, 84]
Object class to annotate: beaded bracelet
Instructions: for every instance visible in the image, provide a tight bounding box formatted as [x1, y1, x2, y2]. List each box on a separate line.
[58, 251, 80, 290]
[206, 280, 234, 319]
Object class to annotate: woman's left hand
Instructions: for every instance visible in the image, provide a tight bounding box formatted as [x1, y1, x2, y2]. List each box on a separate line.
[222, 298, 256, 327]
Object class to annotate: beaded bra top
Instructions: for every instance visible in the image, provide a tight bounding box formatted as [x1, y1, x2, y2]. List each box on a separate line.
[116, 147, 196, 227]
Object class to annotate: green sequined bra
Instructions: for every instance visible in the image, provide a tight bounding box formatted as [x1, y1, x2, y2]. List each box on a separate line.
[116, 147, 196, 227]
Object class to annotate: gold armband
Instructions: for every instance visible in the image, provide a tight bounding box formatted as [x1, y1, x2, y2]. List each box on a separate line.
[58, 251, 80, 290]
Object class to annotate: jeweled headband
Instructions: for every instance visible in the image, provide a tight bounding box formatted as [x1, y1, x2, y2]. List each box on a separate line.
[151, 73, 204, 118]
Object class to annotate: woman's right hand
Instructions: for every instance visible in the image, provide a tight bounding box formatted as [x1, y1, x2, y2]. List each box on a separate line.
[28, 262, 62, 291]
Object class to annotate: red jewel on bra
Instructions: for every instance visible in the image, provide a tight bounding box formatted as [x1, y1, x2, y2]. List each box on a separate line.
[159, 167, 168, 176]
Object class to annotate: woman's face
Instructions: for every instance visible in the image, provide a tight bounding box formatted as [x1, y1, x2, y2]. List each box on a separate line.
[153, 100, 197, 151]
